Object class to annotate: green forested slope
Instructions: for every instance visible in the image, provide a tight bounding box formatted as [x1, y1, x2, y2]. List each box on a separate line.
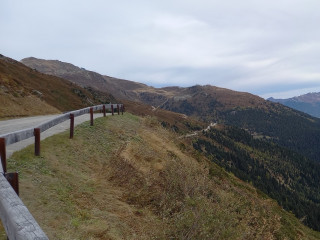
[193, 125, 320, 231]
[221, 106, 320, 163]
[162, 85, 320, 163]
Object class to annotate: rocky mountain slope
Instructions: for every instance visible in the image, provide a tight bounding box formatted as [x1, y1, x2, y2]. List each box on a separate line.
[268, 92, 320, 118]
[0, 55, 115, 118]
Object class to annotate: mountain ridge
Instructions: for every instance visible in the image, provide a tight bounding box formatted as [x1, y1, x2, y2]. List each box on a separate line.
[21, 57, 265, 109]
[268, 92, 320, 118]
[21, 57, 151, 102]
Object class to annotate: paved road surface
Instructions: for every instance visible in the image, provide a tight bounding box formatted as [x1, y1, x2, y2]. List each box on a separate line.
[0, 113, 109, 158]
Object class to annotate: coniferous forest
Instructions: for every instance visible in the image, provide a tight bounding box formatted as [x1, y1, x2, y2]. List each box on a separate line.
[193, 125, 320, 231]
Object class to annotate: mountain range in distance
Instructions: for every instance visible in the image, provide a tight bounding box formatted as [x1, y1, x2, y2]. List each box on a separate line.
[268, 93, 320, 118]
[22, 57, 320, 119]
[21, 57, 320, 164]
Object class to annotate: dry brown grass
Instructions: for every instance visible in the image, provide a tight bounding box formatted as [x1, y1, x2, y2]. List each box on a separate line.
[0, 56, 115, 118]
[1, 114, 319, 239]
[0, 95, 59, 118]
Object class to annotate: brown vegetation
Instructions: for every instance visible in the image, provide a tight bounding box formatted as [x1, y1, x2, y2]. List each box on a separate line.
[0, 55, 115, 118]
[2, 113, 319, 239]
[21, 57, 271, 111]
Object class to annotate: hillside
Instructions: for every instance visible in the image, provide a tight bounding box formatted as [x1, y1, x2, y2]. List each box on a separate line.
[0, 55, 115, 118]
[2, 113, 320, 239]
[193, 125, 320, 231]
[269, 93, 320, 118]
[126, 103, 320, 231]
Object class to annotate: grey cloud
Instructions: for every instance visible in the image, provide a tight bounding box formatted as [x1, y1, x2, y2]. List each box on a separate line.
[1, 0, 320, 98]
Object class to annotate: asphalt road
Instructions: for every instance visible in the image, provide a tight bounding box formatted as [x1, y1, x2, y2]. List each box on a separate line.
[0, 113, 108, 158]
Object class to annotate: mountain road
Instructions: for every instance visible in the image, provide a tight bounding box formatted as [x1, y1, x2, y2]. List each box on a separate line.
[0, 113, 108, 158]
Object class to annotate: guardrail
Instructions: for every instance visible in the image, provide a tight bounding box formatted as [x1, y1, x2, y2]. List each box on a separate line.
[0, 103, 124, 239]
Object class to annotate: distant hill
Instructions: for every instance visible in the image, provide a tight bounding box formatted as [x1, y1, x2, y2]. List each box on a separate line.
[268, 93, 320, 118]
[21, 57, 201, 107]
[21, 57, 152, 102]
[0, 55, 115, 118]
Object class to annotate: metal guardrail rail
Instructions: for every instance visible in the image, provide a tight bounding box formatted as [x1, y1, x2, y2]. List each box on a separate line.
[0, 103, 123, 239]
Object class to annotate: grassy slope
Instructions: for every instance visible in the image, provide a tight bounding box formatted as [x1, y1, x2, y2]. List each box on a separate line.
[0, 56, 115, 118]
[1, 114, 319, 239]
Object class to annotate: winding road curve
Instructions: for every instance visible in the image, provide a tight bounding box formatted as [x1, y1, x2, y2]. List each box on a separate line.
[0, 113, 107, 158]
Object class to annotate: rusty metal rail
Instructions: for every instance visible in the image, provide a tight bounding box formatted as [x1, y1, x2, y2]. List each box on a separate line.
[0, 103, 123, 239]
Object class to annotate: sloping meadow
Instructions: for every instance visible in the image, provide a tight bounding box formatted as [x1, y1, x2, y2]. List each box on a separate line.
[1, 113, 319, 239]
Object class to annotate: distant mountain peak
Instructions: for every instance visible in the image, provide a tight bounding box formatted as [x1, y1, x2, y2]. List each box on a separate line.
[269, 92, 320, 118]
[293, 92, 320, 103]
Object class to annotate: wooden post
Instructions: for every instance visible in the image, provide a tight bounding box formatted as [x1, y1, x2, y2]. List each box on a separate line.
[90, 107, 94, 126]
[34, 128, 40, 156]
[103, 105, 106, 117]
[70, 114, 74, 139]
[5, 172, 19, 196]
[0, 138, 6, 173]
[111, 105, 114, 116]
[121, 104, 124, 115]
[117, 104, 120, 115]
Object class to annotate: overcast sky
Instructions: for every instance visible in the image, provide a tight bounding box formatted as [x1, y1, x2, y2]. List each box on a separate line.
[1, 0, 320, 99]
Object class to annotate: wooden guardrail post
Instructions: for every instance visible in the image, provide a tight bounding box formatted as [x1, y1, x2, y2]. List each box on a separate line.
[103, 105, 106, 117]
[5, 172, 19, 196]
[111, 105, 114, 116]
[90, 107, 94, 126]
[70, 114, 75, 139]
[34, 128, 40, 156]
[117, 104, 120, 115]
[0, 138, 7, 173]
[121, 104, 124, 115]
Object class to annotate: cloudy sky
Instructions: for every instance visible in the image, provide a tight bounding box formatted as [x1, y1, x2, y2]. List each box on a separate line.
[1, 0, 320, 99]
